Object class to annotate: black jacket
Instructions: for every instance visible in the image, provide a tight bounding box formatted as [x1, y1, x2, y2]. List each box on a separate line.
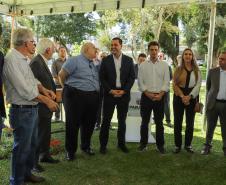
[0, 52, 6, 118]
[100, 54, 135, 96]
[30, 54, 56, 117]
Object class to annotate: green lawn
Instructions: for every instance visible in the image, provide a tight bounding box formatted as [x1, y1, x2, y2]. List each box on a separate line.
[0, 86, 225, 185]
[200, 66, 207, 80]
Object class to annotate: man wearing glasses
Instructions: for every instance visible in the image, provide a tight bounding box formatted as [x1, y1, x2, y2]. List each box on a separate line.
[59, 42, 99, 161]
[3, 28, 58, 185]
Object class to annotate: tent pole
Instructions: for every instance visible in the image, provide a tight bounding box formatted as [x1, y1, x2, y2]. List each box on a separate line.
[10, 15, 15, 49]
[202, 0, 217, 132]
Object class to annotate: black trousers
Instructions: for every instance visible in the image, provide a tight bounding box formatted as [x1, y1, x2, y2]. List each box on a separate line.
[63, 85, 99, 154]
[206, 101, 226, 149]
[99, 94, 129, 148]
[173, 94, 196, 148]
[140, 93, 165, 147]
[35, 107, 52, 164]
[95, 87, 104, 127]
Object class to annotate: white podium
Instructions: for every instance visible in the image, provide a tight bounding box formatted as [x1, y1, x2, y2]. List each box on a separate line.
[125, 90, 155, 143]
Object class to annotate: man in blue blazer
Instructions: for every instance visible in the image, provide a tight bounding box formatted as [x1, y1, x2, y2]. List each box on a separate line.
[99, 37, 135, 154]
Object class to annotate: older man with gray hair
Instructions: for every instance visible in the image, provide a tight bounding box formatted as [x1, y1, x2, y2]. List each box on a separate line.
[30, 38, 59, 173]
[3, 29, 58, 185]
[59, 42, 100, 161]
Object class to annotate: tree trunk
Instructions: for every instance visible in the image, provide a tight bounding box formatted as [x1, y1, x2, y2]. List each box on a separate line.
[155, 8, 165, 41]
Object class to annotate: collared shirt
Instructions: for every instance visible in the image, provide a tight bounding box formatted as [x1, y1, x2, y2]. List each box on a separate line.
[40, 54, 48, 63]
[3, 48, 39, 105]
[62, 54, 99, 91]
[113, 53, 122, 88]
[138, 59, 170, 93]
[217, 68, 226, 100]
[51, 57, 66, 82]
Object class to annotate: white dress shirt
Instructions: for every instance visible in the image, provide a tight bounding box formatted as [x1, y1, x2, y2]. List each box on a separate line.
[188, 70, 202, 98]
[217, 68, 226, 100]
[113, 54, 122, 88]
[138, 59, 170, 93]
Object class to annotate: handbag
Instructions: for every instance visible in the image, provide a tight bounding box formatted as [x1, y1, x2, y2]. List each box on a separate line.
[194, 96, 204, 114]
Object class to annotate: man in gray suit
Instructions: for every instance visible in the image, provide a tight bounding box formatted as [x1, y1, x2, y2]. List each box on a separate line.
[30, 38, 59, 173]
[201, 51, 226, 156]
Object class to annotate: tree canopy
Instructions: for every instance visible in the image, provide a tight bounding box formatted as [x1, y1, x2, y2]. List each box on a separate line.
[33, 13, 97, 46]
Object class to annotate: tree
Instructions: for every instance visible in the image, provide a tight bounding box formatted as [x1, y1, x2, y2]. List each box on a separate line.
[33, 13, 97, 46]
[98, 7, 180, 61]
[0, 16, 11, 55]
[180, 4, 226, 67]
[159, 14, 179, 65]
[179, 5, 199, 48]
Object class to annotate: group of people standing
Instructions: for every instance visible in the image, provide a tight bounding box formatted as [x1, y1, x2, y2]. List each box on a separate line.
[0, 27, 226, 185]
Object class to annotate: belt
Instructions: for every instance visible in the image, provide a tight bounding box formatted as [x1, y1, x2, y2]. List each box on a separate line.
[216, 99, 226, 103]
[65, 85, 99, 95]
[11, 104, 38, 108]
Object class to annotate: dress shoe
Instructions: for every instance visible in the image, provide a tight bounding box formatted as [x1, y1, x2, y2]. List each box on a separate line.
[82, 148, 95, 156]
[94, 125, 100, 131]
[166, 122, 173, 128]
[157, 146, 165, 154]
[173, 147, 181, 154]
[184, 146, 194, 153]
[40, 156, 59, 163]
[100, 147, 107, 154]
[32, 164, 45, 173]
[24, 174, 45, 183]
[66, 152, 75, 161]
[110, 125, 117, 130]
[201, 144, 211, 155]
[118, 145, 129, 153]
[138, 144, 147, 152]
[223, 150, 226, 157]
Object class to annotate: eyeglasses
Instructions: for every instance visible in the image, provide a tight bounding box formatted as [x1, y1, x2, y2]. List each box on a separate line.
[25, 40, 36, 46]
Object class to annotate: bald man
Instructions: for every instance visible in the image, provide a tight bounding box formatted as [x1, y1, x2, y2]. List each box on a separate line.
[59, 42, 100, 160]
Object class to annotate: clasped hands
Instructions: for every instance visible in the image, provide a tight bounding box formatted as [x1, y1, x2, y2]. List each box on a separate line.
[44, 89, 59, 112]
[145, 91, 164, 101]
[110, 89, 126, 97]
[181, 95, 191, 106]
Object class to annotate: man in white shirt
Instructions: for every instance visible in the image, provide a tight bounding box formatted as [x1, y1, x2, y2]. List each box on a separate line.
[201, 51, 226, 156]
[99, 37, 135, 154]
[138, 41, 170, 153]
[3, 28, 58, 185]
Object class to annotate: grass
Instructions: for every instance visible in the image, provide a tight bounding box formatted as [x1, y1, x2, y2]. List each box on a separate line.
[200, 66, 207, 80]
[0, 86, 225, 185]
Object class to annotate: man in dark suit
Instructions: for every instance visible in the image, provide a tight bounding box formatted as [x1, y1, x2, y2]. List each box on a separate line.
[201, 51, 226, 156]
[0, 51, 6, 142]
[99, 37, 135, 154]
[30, 38, 59, 172]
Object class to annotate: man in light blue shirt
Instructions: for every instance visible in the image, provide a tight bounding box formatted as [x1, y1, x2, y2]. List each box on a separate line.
[59, 42, 99, 160]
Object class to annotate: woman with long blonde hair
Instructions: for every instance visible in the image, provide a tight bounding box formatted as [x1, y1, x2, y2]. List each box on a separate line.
[173, 48, 201, 153]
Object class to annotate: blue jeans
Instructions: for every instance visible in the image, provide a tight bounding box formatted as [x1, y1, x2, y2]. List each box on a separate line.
[9, 107, 38, 185]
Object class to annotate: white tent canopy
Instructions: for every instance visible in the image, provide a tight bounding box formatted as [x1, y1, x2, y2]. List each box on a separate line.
[0, 0, 225, 16]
